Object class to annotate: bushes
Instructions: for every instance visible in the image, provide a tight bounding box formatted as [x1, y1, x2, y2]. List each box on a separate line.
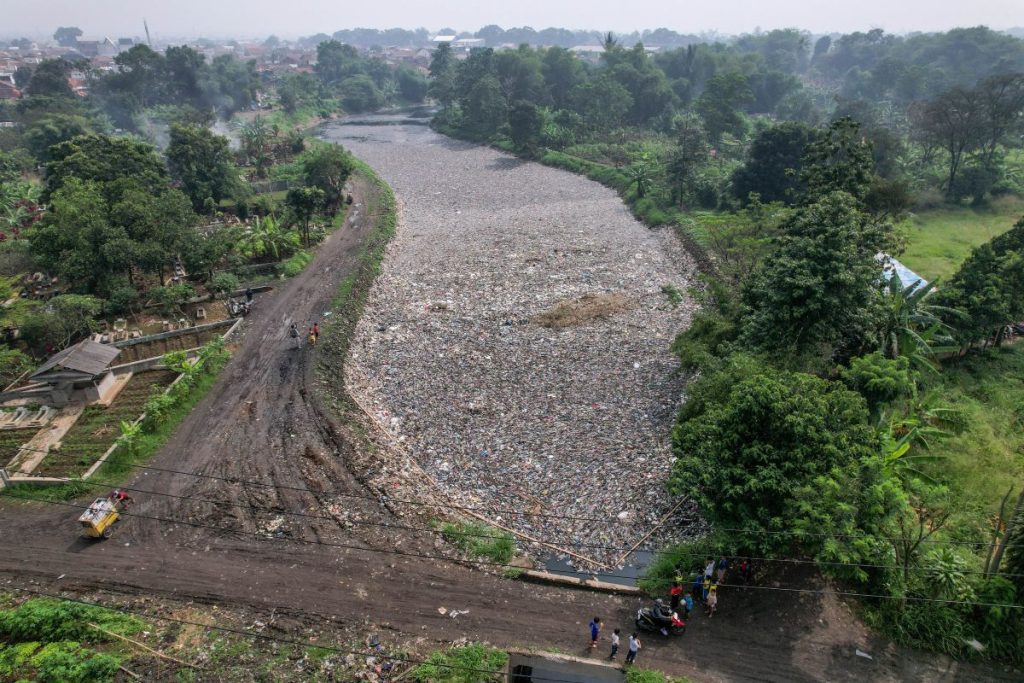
[0, 598, 142, 643]
[13, 642, 120, 683]
[638, 535, 732, 595]
[0, 598, 142, 683]
[440, 521, 516, 564]
[210, 272, 239, 297]
[281, 250, 313, 277]
[410, 644, 508, 683]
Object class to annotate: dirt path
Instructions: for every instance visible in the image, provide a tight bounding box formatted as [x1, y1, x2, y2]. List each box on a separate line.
[0, 128, 1014, 682]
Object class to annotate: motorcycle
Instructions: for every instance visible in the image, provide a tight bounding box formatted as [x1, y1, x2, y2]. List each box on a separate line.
[636, 602, 686, 636]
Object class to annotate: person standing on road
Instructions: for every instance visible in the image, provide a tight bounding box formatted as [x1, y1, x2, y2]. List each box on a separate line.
[706, 585, 719, 618]
[692, 571, 704, 604]
[670, 579, 684, 612]
[589, 617, 602, 649]
[245, 287, 254, 303]
[308, 328, 317, 347]
[313, 321, 320, 338]
[289, 323, 299, 348]
[739, 558, 753, 584]
[683, 592, 694, 619]
[609, 628, 620, 660]
[717, 557, 729, 584]
[625, 633, 641, 664]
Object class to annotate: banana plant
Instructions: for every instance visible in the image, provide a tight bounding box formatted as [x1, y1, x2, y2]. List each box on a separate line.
[881, 414, 949, 483]
[117, 420, 143, 457]
[875, 270, 960, 371]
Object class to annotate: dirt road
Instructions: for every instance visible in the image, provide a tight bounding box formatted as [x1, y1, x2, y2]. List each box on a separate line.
[0, 123, 1014, 682]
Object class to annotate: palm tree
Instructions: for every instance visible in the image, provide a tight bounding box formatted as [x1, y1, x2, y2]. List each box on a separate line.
[381, 79, 399, 106]
[875, 271, 959, 370]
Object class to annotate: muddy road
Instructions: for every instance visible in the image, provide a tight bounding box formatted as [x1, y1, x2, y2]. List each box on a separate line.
[0, 120, 1013, 682]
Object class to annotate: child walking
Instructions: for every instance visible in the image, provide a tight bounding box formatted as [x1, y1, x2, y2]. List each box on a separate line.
[625, 633, 641, 664]
[609, 628, 620, 660]
[589, 617, 602, 649]
[706, 586, 719, 618]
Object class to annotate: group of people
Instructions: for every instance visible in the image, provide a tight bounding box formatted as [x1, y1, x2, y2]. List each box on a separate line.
[671, 556, 754, 621]
[589, 618, 643, 664]
[289, 321, 320, 348]
[586, 558, 754, 665]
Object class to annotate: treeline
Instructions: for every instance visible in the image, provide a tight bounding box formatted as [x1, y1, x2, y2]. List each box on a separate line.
[303, 26, 703, 49]
[250, 41, 428, 118]
[431, 26, 1024, 211]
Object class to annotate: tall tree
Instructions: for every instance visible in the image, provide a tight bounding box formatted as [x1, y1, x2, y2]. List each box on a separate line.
[696, 71, 753, 142]
[541, 47, 584, 110]
[428, 42, 457, 111]
[53, 26, 82, 47]
[508, 100, 544, 154]
[302, 144, 354, 213]
[166, 124, 236, 213]
[24, 59, 75, 99]
[285, 187, 325, 247]
[800, 117, 875, 203]
[23, 113, 94, 163]
[43, 134, 168, 200]
[741, 191, 890, 357]
[975, 73, 1024, 164]
[670, 353, 881, 555]
[315, 40, 362, 88]
[665, 114, 709, 208]
[938, 217, 1024, 346]
[731, 122, 819, 204]
[909, 87, 983, 194]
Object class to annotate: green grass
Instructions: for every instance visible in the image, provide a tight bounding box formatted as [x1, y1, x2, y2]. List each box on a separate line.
[281, 250, 313, 277]
[440, 520, 516, 564]
[922, 345, 1024, 518]
[899, 197, 1023, 280]
[410, 644, 508, 683]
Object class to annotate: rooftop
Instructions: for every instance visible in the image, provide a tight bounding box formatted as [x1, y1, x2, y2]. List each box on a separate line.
[31, 340, 121, 379]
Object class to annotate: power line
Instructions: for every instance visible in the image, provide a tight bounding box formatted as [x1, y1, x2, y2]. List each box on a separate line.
[20, 473, 1024, 579]
[16, 494, 1024, 610]
[4, 585, 597, 683]
[16, 448, 997, 548]
[10, 445, 632, 525]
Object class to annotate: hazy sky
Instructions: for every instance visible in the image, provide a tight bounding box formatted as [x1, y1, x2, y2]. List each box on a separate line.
[3, 0, 1020, 39]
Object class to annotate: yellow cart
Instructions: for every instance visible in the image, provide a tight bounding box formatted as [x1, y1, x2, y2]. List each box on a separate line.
[78, 497, 123, 539]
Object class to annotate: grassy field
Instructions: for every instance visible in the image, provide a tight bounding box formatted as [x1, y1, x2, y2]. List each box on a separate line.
[899, 197, 1023, 280]
[924, 344, 1024, 518]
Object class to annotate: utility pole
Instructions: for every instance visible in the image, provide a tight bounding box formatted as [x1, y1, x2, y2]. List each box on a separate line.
[144, 19, 152, 47]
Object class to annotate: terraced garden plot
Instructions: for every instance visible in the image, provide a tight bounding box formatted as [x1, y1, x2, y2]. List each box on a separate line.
[0, 427, 36, 467]
[33, 371, 178, 478]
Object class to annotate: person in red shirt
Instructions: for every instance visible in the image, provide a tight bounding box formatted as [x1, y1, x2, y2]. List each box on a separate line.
[669, 579, 684, 612]
[108, 489, 133, 505]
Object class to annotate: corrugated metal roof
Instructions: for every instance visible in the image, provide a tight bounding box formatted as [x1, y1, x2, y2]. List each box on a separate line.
[31, 340, 120, 379]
